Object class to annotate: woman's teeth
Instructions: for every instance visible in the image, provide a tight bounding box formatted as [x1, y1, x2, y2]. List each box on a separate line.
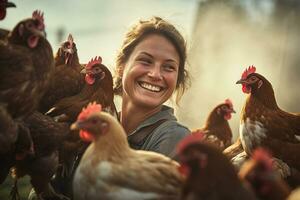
[140, 82, 162, 92]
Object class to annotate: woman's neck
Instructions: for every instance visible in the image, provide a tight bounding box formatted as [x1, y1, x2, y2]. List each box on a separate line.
[120, 100, 162, 135]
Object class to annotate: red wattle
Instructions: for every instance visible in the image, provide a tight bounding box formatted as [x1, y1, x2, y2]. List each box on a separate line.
[85, 74, 95, 85]
[79, 130, 94, 142]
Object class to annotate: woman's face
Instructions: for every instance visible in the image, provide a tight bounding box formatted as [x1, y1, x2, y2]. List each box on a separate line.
[122, 34, 180, 109]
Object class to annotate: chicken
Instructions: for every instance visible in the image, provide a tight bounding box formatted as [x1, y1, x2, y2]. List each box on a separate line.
[12, 111, 71, 200]
[0, 10, 54, 119]
[236, 66, 300, 171]
[0, 104, 18, 155]
[193, 99, 235, 150]
[177, 131, 256, 200]
[239, 148, 291, 200]
[46, 56, 117, 122]
[70, 102, 183, 200]
[39, 34, 85, 113]
[0, 104, 34, 184]
[0, 0, 15, 20]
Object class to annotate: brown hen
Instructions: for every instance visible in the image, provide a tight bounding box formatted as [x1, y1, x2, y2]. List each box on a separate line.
[177, 132, 256, 200]
[46, 56, 117, 122]
[39, 34, 85, 113]
[0, 10, 54, 119]
[236, 66, 300, 172]
[193, 99, 235, 150]
[239, 148, 291, 200]
[12, 111, 71, 200]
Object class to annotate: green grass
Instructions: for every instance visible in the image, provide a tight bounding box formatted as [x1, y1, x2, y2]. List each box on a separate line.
[0, 175, 32, 200]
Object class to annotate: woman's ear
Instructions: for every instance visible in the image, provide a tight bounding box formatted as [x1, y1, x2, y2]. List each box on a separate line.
[116, 65, 124, 78]
[113, 65, 125, 95]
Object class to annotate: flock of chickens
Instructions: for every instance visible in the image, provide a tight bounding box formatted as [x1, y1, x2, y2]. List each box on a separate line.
[1, 1, 300, 200]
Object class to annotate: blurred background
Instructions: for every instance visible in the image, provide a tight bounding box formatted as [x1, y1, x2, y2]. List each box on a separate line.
[1, 0, 300, 199]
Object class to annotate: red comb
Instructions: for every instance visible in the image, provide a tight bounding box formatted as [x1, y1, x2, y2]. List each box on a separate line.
[252, 148, 273, 170]
[241, 65, 256, 79]
[86, 56, 102, 70]
[67, 34, 74, 46]
[78, 102, 102, 121]
[32, 10, 45, 29]
[225, 98, 233, 109]
[177, 130, 205, 154]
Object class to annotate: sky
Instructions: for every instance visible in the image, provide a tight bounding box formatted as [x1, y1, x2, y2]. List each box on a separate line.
[1, 0, 198, 71]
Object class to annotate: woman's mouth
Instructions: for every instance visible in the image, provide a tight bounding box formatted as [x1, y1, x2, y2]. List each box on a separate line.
[138, 81, 163, 92]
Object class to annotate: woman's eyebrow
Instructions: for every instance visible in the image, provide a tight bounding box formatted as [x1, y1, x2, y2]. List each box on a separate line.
[139, 52, 153, 58]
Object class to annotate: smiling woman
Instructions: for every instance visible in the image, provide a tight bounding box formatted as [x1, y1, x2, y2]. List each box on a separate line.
[114, 16, 191, 158]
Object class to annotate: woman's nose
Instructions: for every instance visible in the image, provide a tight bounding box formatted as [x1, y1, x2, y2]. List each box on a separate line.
[148, 65, 162, 80]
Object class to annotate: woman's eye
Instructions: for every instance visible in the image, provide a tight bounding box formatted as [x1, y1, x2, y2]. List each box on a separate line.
[138, 58, 152, 65]
[163, 65, 176, 72]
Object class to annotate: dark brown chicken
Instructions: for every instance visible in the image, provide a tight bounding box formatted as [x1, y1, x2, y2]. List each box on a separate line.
[239, 148, 291, 200]
[177, 131, 257, 200]
[236, 66, 300, 171]
[0, 104, 18, 155]
[0, 107, 34, 184]
[0, 104, 17, 184]
[194, 99, 235, 150]
[46, 56, 117, 122]
[39, 34, 85, 113]
[11, 111, 70, 200]
[0, 10, 54, 119]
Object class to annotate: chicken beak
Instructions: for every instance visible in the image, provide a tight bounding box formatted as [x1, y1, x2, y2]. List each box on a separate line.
[6, 1, 16, 8]
[65, 48, 74, 54]
[231, 109, 236, 113]
[236, 79, 246, 84]
[70, 122, 80, 130]
[80, 68, 87, 74]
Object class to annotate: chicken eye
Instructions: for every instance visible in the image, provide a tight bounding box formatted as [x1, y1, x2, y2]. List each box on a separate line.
[250, 76, 257, 82]
[221, 105, 227, 110]
[93, 67, 101, 73]
[26, 22, 34, 28]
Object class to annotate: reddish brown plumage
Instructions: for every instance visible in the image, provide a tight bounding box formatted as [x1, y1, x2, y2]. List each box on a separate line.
[46, 57, 117, 122]
[11, 111, 71, 199]
[0, 106, 33, 184]
[0, 10, 54, 119]
[236, 66, 300, 172]
[177, 132, 256, 200]
[39, 34, 85, 113]
[239, 148, 291, 200]
[194, 99, 235, 150]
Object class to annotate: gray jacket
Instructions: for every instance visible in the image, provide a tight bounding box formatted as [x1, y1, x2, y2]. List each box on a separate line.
[127, 105, 190, 159]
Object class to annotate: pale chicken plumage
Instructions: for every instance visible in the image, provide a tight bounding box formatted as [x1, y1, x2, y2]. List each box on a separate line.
[71, 103, 183, 200]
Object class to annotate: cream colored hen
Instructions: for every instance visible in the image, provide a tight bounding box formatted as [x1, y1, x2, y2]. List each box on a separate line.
[70, 103, 183, 200]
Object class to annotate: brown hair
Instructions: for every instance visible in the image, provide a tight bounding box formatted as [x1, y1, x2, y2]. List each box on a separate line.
[114, 16, 190, 104]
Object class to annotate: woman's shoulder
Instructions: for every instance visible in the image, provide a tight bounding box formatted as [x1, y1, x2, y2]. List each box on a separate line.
[153, 119, 190, 138]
